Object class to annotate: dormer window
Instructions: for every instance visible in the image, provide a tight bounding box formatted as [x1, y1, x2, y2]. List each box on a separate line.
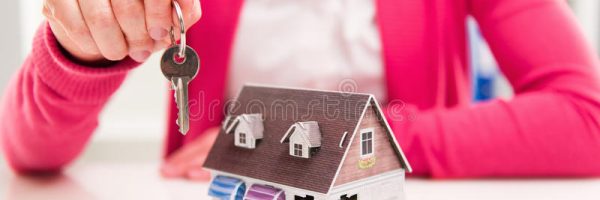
[224, 114, 264, 149]
[281, 121, 322, 158]
[293, 144, 303, 157]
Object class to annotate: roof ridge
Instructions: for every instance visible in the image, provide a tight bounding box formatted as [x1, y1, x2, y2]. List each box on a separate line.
[241, 83, 374, 97]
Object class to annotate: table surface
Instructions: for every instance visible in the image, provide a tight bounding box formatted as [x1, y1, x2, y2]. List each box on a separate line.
[1, 141, 600, 200]
[2, 162, 600, 200]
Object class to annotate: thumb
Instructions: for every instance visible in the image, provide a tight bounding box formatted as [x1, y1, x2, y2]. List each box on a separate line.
[172, 0, 202, 31]
[145, 0, 202, 42]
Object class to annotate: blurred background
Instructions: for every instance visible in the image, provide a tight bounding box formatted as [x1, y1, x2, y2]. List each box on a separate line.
[0, 0, 598, 162]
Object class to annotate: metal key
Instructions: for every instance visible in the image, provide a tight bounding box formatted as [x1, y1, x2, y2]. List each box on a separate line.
[160, 0, 199, 135]
[161, 45, 200, 135]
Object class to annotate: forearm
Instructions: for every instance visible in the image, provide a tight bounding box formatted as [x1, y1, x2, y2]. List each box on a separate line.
[0, 22, 140, 172]
[389, 90, 600, 177]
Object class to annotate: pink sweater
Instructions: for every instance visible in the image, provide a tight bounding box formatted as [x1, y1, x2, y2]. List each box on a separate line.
[3, 0, 600, 177]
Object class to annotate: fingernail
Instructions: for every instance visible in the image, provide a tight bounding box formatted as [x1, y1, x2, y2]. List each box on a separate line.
[130, 51, 150, 62]
[149, 27, 168, 40]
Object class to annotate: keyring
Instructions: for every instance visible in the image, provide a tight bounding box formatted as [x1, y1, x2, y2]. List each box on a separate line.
[170, 0, 186, 58]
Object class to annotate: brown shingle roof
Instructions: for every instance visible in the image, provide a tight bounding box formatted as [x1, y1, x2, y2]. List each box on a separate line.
[203, 85, 372, 193]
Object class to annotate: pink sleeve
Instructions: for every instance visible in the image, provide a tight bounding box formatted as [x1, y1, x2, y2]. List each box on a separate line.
[0, 22, 140, 173]
[390, 0, 600, 177]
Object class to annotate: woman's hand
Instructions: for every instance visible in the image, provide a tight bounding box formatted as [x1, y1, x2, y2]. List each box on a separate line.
[160, 127, 219, 181]
[42, 0, 202, 64]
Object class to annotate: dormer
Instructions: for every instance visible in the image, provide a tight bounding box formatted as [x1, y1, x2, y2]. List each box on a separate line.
[280, 121, 322, 158]
[224, 114, 264, 149]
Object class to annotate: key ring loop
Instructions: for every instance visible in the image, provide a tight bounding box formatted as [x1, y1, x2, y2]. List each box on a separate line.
[170, 0, 186, 58]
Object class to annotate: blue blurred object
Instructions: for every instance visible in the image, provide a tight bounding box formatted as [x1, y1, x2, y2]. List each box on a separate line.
[208, 175, 246, 200]
[468, 18, 498, 102]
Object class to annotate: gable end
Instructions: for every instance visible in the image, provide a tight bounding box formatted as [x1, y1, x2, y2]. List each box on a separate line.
[329, 96, 412, 189]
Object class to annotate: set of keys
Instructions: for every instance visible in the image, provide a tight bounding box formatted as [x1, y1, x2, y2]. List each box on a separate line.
[160, 0, 199, 135]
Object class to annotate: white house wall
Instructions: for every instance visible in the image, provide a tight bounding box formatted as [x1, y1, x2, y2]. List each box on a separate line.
[234, 125, 256, 149]
[207, 169, 405, 200]
[208, 170, 328, 200]
[289, 132, 310, 158]
[328, 169, 406, 200]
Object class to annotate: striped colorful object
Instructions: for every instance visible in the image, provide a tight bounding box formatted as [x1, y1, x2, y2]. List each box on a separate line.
[244, 184, 285, 200]
[208, 176, 246, 200]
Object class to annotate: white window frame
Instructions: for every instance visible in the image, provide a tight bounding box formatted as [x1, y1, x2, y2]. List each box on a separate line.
[239, 132, 247, 144]
[359, 128, 375, 157]
[293, 143, 303, 157]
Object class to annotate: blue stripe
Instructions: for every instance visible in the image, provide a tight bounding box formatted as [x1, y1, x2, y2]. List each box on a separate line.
[213, 180, 237, 188]
[208, 176, 246, 200]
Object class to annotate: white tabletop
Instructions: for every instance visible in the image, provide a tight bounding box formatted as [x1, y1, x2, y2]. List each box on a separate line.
[1, 142, 600, 200]
[3, 162, 600, 200]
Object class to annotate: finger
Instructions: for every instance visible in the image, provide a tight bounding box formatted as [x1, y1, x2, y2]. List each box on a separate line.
[163, 143, 203, 168]
[160, 144, 203, 178]
[179, 154, 209, 180]
[161, 155, 205, 178]
[44, 0, 101, 57]
[160, 129, 218, 178]
[170, 0, 201, 44]
[186, 166, 211, 181]
[146, 0, 201, 42]
[184, 154, 210, 181]
[79, 0, 128, 61]
[47, 20, 105, 63]
[171, 137, 206, 162]
[112, 0, 153, 62]
[172, 0, 202, 30]
[153, 39, 170, 52]
[165, 129, 218, 166]
[160, 164, 185, 178]
[145, 0, 172, 41]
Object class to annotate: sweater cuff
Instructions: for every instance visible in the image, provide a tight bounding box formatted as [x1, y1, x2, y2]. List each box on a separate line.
[32, 22, 141, 104]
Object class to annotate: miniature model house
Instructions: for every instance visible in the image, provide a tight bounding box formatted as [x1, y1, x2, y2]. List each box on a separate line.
[204, 85, 412, 200]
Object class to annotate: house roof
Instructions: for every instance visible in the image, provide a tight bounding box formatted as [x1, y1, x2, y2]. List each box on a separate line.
[203, 85, 410, 194]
